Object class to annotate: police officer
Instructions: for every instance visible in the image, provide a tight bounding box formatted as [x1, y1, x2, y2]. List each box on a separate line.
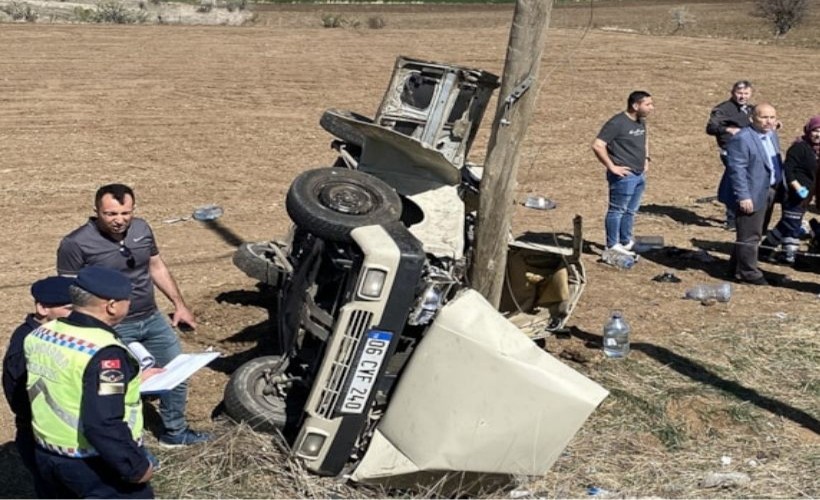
[24, 266, 154, 498]
[2, 276, 73, 496]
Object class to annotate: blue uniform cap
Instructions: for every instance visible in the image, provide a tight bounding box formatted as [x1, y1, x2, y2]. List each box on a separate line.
[74, 266, 132, 301]
[30, 276, 74, 306]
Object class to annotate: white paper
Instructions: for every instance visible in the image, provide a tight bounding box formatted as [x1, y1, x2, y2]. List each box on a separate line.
[127, 342, 155, 369]
[140, 352, 220, 395]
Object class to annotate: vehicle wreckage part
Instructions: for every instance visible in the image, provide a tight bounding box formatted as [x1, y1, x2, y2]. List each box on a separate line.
[407, 266, 457, 326]
[374, 57, 499, 170]
[232, 241, 293, 286]
[322, 108, 462, 187]
[500, 215, 587, 338]
[332, 141, 359, 169]
[402, 184, 465, 259]
[350, 289, 608, 484]
[286, 168, 402, 243]
[294, 223, 425, 476]
[223, 355, 290, 432]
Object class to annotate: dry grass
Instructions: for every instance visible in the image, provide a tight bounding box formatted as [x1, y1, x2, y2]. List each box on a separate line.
[151, 421, 516, 498]
[151, 421, 371, 498]
[539, 315, 819, 498]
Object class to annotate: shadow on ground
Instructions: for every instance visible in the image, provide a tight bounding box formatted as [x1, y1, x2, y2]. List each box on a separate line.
[642, 203, 724, 228]
[633, 240, 820, 295]
[567, 326, 820, 434]
[210, 285, 281, 376]
[200, 219, 245, 248]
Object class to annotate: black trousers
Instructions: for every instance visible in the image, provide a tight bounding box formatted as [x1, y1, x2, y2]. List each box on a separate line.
[14, 427, 49, 498]
[35, 447, 154, 499]
[730, 187, 776, 281]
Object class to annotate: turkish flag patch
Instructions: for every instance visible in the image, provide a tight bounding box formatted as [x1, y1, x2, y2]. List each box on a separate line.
[101, 359, 121, 370]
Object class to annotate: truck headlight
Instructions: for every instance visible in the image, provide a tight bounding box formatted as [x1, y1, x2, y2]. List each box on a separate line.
[297, 432, 327, 459]
[359, 268, 387, 299]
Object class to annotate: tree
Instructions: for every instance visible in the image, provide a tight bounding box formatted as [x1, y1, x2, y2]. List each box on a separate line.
[754, 0, 810, 36]
[670, 6, 696, 34]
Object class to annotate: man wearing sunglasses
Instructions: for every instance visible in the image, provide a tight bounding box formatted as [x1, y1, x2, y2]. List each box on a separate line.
[56, 183, 210, 447]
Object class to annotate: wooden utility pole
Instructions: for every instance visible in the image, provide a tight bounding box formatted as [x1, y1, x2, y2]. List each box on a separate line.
[471, 0, 553, 306]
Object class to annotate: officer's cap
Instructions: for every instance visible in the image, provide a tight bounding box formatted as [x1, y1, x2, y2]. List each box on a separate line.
[30, 276, 73, 306]
[74, 266, 132, 301]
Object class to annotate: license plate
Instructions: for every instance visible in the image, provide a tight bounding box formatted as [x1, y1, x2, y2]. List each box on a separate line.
[339, 330, 392, 414]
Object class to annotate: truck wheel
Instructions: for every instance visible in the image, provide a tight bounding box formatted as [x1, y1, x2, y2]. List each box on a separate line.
[233, 242, 282, 286]
[319, 108, 369, 147]
[223, 356, 289, 433]
[286, 167, 401, 242]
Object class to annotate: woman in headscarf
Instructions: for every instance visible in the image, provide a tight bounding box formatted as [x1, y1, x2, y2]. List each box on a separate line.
[762, 115, 820, 264]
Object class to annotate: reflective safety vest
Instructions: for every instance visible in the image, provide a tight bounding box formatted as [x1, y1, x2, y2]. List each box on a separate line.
[24, 319, 143, 458]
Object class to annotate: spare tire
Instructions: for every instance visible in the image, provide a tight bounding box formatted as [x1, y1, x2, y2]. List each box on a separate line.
[223, 356, 289, 433]
[286, 167, 402, 242]
[232, 242, 279, 285]
[319, 109, 370, 148]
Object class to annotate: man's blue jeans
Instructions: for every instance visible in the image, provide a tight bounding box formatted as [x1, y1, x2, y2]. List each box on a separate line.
[115, 310, 187, 436]
[605, 170, 646, 248]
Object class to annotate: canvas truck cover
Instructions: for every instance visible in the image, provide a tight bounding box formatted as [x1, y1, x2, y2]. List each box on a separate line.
[351, 289, 608, 483]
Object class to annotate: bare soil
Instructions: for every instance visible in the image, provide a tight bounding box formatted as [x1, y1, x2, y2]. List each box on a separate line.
[0, 1, 817, 497]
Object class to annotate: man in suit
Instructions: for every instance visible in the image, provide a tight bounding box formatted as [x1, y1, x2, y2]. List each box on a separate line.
[718, 103, 783, 285]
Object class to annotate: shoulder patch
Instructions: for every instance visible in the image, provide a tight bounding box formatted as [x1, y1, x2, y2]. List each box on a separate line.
[101, 359, 121, 370]
[98, 382, 125, 396]
[100, 369, 125, 383]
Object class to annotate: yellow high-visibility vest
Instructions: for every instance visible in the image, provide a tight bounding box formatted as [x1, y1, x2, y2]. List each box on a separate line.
[24, 319, 143, 457]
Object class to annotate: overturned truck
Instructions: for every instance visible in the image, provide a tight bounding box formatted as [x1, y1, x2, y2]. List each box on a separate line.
[225, 57, 607, 488]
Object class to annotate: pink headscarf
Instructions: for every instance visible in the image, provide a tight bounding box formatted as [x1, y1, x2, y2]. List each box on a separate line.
[795, 115, 820, 156]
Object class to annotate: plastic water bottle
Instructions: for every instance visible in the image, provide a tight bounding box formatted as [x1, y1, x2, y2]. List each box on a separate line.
[603, 249, 635, 270]
[192, 204, 224, 221]
[603, 310, 630, 358]
[524, 195, 556, 210]
[684, 283, 732, 302]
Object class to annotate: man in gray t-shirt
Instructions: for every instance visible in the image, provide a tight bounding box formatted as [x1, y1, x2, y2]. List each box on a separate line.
[57, 183, 211, 447]
[592, 90, 654, 258]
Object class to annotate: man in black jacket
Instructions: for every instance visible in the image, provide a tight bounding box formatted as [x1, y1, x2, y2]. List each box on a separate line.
[706, 80, 754, 230]
[2, 276, 73, 496]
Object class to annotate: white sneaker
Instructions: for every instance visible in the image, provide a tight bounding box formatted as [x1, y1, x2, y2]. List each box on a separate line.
[608, 243, 637, 257]
[622, 239, 636, 252]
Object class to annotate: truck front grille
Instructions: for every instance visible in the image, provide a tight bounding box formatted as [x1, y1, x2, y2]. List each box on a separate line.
[315, 308, 374, 418]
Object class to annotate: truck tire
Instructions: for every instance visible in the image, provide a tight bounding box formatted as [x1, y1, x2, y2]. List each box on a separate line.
[223, 356, 289, 433]
[286, 167, 402, 243]
[232, 242, 281, 286]
[319, 108, 369, 147]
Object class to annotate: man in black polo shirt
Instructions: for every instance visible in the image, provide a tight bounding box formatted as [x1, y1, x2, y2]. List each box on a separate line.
[592, 90, 654, 263]
[57, 183, 210, 447]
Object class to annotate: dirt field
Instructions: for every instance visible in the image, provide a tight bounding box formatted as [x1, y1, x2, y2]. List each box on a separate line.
[0, 1, 818, 497]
